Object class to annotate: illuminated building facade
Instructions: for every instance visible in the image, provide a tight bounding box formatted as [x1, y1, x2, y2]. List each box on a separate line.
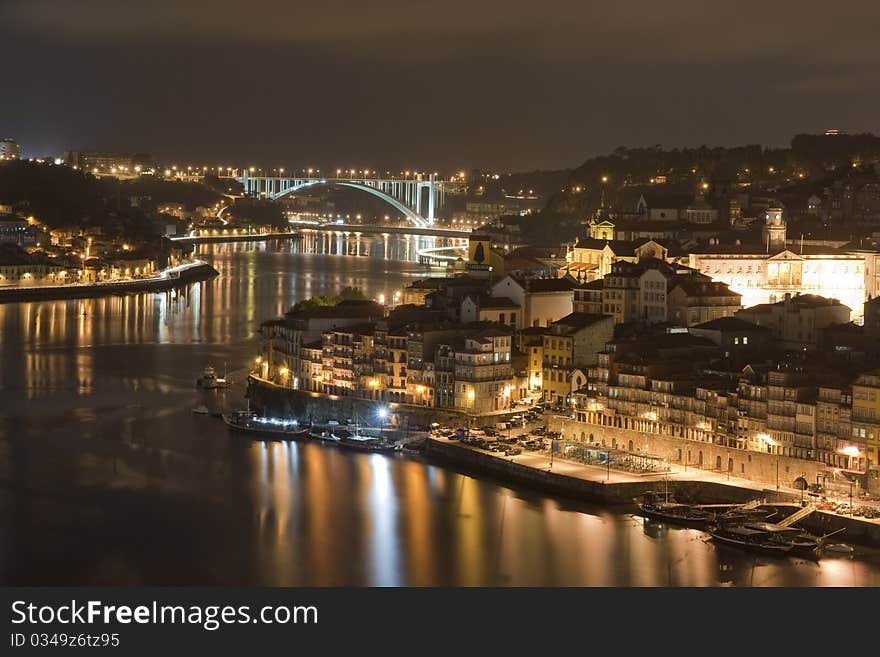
[851, 369, 880, 468]
[0, 138, 20, 160]
[688, 209, 880, 319]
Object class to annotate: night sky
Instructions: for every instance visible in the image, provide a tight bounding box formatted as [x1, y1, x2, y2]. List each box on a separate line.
[2, 0, 879, 171]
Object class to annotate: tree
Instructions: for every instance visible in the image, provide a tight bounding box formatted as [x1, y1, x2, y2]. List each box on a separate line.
[338, 286, 366, 301]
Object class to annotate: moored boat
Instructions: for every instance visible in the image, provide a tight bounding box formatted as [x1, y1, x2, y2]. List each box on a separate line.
[329, 427, 397, 453]
[823, 543, 854, 556]
[196, 365, 232, 389]
[707, 523, 794, 557]
[638, 495, 716, 529]
[738, 521, 823, 558]
[222, 410, 311, 439]
[337, 433, 397, 453]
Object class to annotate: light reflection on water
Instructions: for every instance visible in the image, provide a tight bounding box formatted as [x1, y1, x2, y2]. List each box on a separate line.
[0, 239, 879, 586]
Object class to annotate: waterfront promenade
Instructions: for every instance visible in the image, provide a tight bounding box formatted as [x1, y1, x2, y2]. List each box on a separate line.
[426, 436, 880, 545]
[0, 260, 218, 303]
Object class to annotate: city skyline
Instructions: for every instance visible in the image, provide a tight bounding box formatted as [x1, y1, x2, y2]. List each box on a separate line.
[2, 0, 880, 170]
[6, 0, 880, 616]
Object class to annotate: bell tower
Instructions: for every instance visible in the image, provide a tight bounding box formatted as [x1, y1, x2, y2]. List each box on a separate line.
[763, 207, 786, 252]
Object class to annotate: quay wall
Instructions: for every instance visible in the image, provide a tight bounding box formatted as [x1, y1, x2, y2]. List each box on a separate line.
[547, 417, 830, 492]
[424, 438, 784, 505]
[0, 263, 219, 303]
[426, 439, 880, 546]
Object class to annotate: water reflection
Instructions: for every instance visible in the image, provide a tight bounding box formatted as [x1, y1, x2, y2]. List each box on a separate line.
[1, 241, 880, 586]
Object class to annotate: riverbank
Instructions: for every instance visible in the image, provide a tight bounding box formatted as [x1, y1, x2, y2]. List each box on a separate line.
[0, 261, 218, 303]
[172, 232, 300, 244]
[426, 436, 880, 546]
[171, 223, 471, 245]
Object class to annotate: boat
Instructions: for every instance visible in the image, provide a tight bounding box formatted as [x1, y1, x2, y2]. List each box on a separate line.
[192, 405, 210, 415]
[222, 409, 311, 439]
[637, 492, 716, 528]
[739, 521, 824, 558]
[331, 417, 398, 453]
[823, 543, 854, 556]
[336, 433, 397, 453]
[707, 523, 795, 557]
[329, 428, 394, 452]
[196, 364, 231, 389]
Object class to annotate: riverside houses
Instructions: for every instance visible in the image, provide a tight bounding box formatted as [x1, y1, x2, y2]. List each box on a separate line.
[258, 298, 518, 412]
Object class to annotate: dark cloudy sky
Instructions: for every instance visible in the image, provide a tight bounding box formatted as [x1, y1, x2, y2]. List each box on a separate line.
[2, 0, 879, 171]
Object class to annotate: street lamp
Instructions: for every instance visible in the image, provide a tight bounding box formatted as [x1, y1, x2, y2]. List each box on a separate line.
[377, 406, 389, 437]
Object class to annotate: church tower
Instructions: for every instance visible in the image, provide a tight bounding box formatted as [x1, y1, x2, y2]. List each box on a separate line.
[762, 207, 786, 252]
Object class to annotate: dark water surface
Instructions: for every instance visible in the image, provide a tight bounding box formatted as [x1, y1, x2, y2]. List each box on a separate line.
[1, 238, 879, 586]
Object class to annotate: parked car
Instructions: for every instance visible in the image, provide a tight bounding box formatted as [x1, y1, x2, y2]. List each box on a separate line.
[862, 508, 877, 519]
[505, 447, 522, 456]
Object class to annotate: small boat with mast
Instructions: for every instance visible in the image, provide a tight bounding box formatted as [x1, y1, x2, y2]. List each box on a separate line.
[636, 475, 775, 529]
[708, 504, 844, 559]
[196, 363, 232, 389]
[328, 414, 398, 453]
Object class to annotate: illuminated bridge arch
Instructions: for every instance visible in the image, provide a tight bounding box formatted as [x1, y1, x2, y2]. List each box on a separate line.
[272, 180, 427, 228]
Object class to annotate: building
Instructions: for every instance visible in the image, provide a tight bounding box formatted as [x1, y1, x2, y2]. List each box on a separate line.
[0, 243, 70, 285]
[687, 208, 880, 318]
[567, 237, 671, 278]
[573, 279, 604, 314]
[63, 151, 153, 174]
[568, 330, 876, 490]
[735, 294, 852, 351]
[0, 138, 20, 160]
[450, 326, 515, 414]
[517, 326, 546, 393]
[667, 279, 742, 327]
[600, 258, 704, 325]
[541, 313, 614, 406]
[489, 275, 575, 328]
[600, 260, 659, 324]
[258, 300, 385, 382]
[689, 317, 772, 356]
[684, 196, 719, 224]
[851, 369, 880, 469]
[0, 214, 36, 246]
[460, 294, 520, 327]
[614, 188, 695, 223]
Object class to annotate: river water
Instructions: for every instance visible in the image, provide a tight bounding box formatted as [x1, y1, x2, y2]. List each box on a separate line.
[1, 236, 878, 586]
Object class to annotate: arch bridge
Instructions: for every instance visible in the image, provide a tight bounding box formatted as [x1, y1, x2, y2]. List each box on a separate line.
[233, 172, 455, 228]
